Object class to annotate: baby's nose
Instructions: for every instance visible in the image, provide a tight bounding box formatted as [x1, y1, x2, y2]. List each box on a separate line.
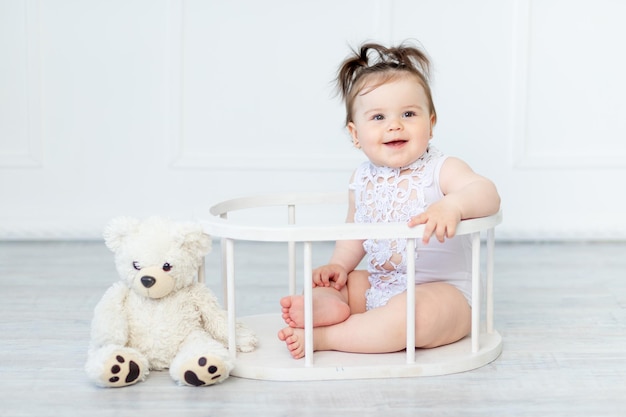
[387, 118, 402, 130]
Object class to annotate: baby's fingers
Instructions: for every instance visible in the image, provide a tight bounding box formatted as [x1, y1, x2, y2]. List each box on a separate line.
[428, 220, 457, 243]
[313, 275, 330, 287]
[407, 213, 428, 227]
[444, 221, 457, 239]
[314, 268, 338, 287]
[331, 272, 348, 290]
[312, 271, 328, 287]
[421, 219, 437, 243]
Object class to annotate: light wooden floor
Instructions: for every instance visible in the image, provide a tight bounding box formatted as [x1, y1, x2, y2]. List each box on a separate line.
[1, 239, 625, 417]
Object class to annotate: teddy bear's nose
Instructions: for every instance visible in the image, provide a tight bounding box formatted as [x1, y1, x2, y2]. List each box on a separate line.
[140, 276, 156, 288]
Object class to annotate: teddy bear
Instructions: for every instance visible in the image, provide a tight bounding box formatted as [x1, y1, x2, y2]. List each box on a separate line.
[85, 216, 257, 387]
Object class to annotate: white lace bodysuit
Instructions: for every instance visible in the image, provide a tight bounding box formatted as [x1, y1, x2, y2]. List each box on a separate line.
[350, 146, 472, 310]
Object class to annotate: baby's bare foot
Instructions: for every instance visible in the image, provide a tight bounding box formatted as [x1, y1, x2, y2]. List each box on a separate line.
[277, 327, 305, 359]
[280, 295, 300, 327]
[280, 292, 350, 328]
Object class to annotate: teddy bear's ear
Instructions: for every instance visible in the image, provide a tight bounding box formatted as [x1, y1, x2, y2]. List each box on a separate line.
[180, 223, 212, 260]
[103, 216, 140, 252]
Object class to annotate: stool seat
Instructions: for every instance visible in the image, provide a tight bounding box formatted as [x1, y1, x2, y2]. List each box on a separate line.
[230, 314, 502, 381]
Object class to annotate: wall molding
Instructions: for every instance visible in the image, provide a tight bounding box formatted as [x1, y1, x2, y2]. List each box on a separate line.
[167, 0, 389, 171]
[0, 225, 104, 241]
[511, 0, 626, 169]
[0, 0, 42, 168]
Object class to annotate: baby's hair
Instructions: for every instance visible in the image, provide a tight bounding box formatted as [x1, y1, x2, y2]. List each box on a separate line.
[336, 41, 437, 126]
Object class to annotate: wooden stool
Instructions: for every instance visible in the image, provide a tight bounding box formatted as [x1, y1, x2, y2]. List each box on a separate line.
[201, 192, 503, 381]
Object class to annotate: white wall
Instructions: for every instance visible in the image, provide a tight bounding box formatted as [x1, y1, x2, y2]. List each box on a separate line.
[1, 0, 625, 240]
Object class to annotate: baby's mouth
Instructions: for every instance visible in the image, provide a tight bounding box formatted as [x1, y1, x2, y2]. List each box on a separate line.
[384, 139, 408, 147]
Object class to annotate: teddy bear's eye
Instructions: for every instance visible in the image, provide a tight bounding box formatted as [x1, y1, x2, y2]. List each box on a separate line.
[162, 263, 172, 272]
[132, 261, 141, 271]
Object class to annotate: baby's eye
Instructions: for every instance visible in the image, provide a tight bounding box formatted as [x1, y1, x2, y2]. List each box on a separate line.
[402, 111, 416, 118]
[132, 261, 141, 270]
[372, 114, 384, 121]
[162, 263, 172, 272]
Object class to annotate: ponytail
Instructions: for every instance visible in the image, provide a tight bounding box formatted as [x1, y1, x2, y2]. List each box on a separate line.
[336, 41, 436, 126]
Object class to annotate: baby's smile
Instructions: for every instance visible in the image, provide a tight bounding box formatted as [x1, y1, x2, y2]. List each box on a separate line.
[384, 139, 408, 147]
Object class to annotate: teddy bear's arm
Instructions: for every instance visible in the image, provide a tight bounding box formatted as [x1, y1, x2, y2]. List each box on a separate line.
[195, 285, 258, 352]
[195, 286, 229, 343]
[89, 282, 131, 348]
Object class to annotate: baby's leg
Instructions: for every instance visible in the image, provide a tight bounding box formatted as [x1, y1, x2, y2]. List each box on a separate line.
[278, 282, 470, 358]
[345, 270, 369, 314]
[410, 282, 471, 348]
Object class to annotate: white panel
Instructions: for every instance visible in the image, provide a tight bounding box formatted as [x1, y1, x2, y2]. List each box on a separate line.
[1, 0, 176, 239]
[1, 0, 623, 240]
[0, 0, 42, 167]
[389, 0, 513, 172]
[169, 0, 379, 171]
[513, 0, 626, 168]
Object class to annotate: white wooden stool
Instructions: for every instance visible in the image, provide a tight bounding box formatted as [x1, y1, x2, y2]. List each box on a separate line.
[200, 192, 503, 381]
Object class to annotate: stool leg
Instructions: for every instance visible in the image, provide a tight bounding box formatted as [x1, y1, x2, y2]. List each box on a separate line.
[198, 257, 205, 283]
[225, 238, 237, 359]
[288, 205, 296, 295]
[486, 227, 495, 334]
[405, 238, 416, 363]
[219, 213, 228, 309]
[303, 241, 314, 366]
[471, 232, 481, 353]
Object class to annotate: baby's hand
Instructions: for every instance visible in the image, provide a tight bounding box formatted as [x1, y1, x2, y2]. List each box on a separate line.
[408, 200, 462, 244]
[312, 264, 348, 290]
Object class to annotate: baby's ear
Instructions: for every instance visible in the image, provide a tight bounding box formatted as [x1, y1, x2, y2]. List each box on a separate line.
[103, 216, 140, 253]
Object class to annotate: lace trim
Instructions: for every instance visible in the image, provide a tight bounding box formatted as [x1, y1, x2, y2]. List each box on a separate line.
[350, 145, 444, 277]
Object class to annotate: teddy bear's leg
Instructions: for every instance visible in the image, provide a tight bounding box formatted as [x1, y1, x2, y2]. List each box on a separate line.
[169, 331, 234, 387]
[85, 345, 149, 388]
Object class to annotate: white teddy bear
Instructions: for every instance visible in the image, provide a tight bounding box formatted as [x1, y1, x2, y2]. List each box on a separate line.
[85, 216, 257, 387]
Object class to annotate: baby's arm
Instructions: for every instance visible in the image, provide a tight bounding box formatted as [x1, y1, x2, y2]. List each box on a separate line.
[314, 239, 365, 290]
[408, 157, 500, 243]
[313, 188, 365, 290]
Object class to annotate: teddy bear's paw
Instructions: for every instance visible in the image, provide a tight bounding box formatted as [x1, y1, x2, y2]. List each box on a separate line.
[102, 353, 143, 388]
[179, 354, 230, 387]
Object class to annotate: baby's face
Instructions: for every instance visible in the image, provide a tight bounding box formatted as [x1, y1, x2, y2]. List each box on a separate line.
[347, 75, 434, 168]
